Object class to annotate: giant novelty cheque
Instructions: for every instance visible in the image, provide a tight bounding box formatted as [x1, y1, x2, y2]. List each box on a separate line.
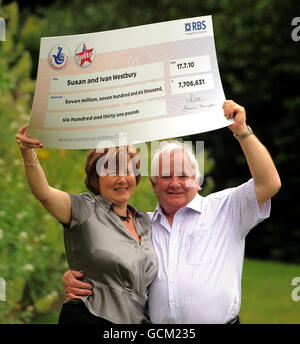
[27, 15, 232, 149]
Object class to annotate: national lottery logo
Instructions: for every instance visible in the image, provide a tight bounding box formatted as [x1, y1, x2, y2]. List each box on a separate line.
[74, 42, 95, 68]
[48, 44, 70, 70]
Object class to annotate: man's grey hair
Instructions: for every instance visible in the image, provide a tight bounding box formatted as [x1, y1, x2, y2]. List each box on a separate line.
[150, 141, 200, 184]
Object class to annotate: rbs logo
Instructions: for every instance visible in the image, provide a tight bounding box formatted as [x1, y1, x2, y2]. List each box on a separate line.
[185, 20, 206, 33]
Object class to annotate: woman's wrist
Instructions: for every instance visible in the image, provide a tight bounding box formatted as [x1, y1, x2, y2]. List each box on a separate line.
[21, 149, 39, 167]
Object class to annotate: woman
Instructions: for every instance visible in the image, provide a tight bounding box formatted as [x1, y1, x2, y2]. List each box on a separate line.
[16, 124, 158, 324]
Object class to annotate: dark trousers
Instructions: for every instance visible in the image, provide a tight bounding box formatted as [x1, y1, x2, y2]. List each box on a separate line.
[58, 300, 113, 324]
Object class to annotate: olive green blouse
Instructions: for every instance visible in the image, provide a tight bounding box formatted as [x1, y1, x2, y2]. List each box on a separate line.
[62, 192, 158, 324]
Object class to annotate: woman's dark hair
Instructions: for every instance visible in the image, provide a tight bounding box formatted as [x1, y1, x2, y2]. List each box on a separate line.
[84, 146, 141, 195]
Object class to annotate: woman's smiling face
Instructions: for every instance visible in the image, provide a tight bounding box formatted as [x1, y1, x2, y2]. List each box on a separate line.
[98, 163, 137, 206]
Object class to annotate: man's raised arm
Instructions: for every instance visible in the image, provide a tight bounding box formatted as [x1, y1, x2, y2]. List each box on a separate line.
[223, 100, 281, 209]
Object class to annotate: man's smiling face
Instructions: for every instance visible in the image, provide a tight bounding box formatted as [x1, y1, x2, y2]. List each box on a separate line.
[150, 149, 199, 215]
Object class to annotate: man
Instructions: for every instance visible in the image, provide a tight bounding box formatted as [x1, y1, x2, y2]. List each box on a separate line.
[62, 100, 281, 323]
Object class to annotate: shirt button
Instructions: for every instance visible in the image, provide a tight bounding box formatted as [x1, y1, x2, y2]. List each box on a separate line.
[171, 301, 176, 306]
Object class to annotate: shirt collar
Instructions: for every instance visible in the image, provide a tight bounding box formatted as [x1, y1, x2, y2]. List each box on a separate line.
[94, 194, 142, 217]
[151, 192, 203, 223]
[151, 203, 164, 223]
[94, 194, 112, 212]
[185, 192, 203, 213]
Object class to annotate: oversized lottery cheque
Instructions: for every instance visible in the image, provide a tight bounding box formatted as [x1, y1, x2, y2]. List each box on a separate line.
[28, 15, 232, 149]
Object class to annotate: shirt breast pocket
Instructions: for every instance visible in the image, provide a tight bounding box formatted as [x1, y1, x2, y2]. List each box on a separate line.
[186, 230, 214, 265]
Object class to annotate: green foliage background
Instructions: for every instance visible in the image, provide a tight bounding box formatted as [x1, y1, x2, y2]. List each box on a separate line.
[0, 0, 299, 323]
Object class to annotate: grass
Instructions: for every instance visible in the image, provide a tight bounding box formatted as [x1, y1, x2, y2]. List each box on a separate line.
[32, 258, 300, 324]
[240, 259, 300, 324]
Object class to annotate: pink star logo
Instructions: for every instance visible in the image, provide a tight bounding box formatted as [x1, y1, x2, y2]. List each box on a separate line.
[76, 44, 94, 66]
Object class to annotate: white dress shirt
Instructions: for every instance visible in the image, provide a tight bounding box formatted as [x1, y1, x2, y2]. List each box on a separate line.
[147, 179, 271, 324]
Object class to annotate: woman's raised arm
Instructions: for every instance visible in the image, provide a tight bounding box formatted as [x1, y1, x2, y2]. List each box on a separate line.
[16, 124, 71, 225]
